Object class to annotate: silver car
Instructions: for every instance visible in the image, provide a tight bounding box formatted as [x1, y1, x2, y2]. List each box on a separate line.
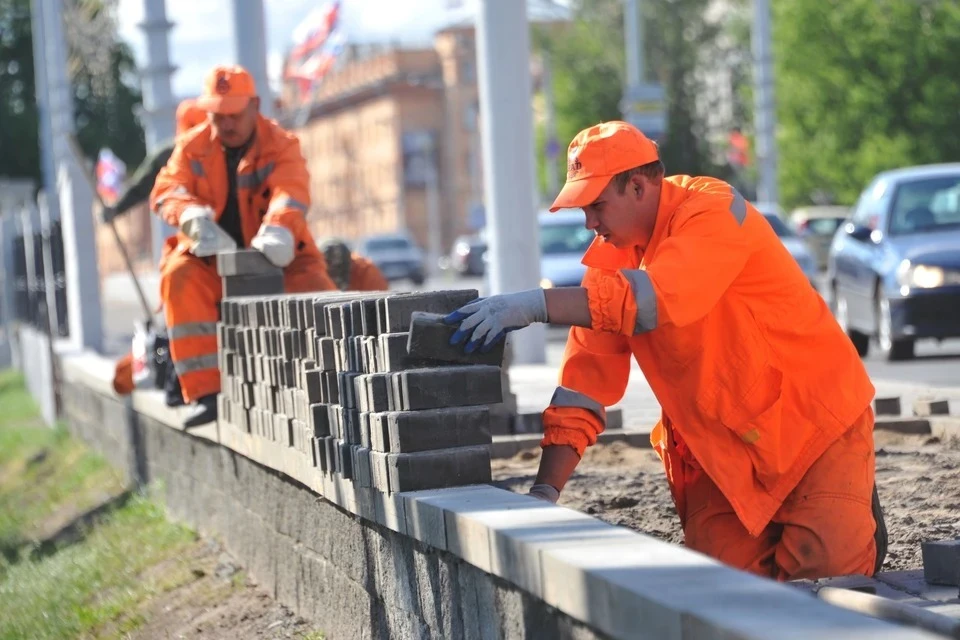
[754, 202, 819, 286]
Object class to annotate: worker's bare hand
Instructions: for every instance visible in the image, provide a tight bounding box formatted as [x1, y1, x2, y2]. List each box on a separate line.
[444, 289, 548, 353]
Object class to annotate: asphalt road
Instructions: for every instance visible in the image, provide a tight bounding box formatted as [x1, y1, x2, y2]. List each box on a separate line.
[99, 270, 960, 389]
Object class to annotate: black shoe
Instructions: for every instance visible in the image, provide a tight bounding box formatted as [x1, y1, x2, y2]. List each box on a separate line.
[183, 394, 218, 428]
[872, 484, 888, 574]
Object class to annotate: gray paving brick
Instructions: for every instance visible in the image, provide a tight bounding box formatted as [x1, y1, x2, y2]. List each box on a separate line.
[361, 298, 380, 336]
[355, 447, 372, 488]
[223, 273, 285, 298]
[387, 445, 491, 492]
[387, 407, 491, 453]
[370, 450, 390, 491]
[397, 366, 502, 410]
[317, 338, 336, 371]
[350, 300, 365, 337]
[339, 441, 354, 478]
[216, 249, 281, 277]
[309, 403, 330, 437]
[325, 305, 343, 339]
[383, 290, 479, 333]
[922, 539, 960, 585]
[406, 311, 505, 366]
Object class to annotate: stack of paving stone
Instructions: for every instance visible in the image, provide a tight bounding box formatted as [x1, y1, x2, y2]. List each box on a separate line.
[215, 251, 503, 495]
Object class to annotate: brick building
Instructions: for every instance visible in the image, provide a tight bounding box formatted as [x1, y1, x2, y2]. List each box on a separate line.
[283, 24, 485, 259]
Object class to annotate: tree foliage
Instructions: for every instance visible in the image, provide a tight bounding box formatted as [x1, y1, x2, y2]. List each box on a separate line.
[533, 0, 728, 197]
[0, 0, 145, 185]
[774, 0, 960, 208]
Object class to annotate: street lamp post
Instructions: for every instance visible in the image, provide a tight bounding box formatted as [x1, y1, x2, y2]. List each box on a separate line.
[475, 0, 546, 364]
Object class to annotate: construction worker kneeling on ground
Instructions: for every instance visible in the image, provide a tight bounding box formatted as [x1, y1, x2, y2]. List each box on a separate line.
[318, 237, 390, 291]
[445, 121, 888, 581]
[151, 64, 337, 428]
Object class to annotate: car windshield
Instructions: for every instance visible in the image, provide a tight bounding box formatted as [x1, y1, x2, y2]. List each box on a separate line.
[364, 237, 411, 252]
[889, 175, 960, 235]
[763, 214, 797, 238]
[539, 223, 595, 255]
[805, 217, 845, 235]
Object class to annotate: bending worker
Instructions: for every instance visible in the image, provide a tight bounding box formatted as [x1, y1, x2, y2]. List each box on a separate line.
[102, 99, 207, 222]
[445, 121, 888, 581]
[318, 237, 390, 291]
[151, 64, 336, 428]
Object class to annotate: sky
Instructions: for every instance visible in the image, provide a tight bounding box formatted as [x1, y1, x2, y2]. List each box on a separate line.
[116, 0, 571, 100]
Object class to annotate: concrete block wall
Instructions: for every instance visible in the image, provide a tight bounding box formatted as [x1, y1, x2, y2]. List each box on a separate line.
[47, 347, 942, 638]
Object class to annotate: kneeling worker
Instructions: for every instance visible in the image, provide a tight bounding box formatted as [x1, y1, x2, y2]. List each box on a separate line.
[445, 121, 887, 581]
[151, 64, 337, 427]
[318, 237, 389, 291]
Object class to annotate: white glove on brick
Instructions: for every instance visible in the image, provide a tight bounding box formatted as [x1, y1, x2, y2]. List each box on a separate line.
[179, 205, 236, 257]
[251, 224, 296, 268]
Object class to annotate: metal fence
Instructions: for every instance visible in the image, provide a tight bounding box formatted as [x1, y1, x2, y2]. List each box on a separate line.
[12, 221, 69, 337]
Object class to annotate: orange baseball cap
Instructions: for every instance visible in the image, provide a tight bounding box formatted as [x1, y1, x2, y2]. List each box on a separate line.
[175, 98, 207, 136]
[195, 65, 257, 115]
[549, 121, 660, 212]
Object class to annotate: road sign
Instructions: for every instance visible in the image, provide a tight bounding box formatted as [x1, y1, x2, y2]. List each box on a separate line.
[620, 83, 667, 143]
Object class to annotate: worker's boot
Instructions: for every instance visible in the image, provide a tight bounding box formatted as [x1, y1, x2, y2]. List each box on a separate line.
[872, 484, 889, 575]
[183, 393, 218, 428]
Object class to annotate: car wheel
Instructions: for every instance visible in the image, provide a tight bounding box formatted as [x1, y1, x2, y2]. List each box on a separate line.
[834, 286, 869, 357]
[876, 290, 914, 361]
[410, 274, 425, 286]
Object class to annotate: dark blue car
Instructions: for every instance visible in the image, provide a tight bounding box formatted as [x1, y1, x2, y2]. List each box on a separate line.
[827, 164, 960, 360]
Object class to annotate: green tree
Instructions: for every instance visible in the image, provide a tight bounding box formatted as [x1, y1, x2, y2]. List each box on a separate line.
[534, 0, 727, 197]
[0, 0, 41, 182]
[0, 0, 144, 184]
[774, 0, 960, 208]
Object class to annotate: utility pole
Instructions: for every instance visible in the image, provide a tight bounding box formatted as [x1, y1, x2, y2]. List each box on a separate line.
[752, 0, 779, 204]
[138, 0, 179, 266]
[231, 0, 274, 118]
[38, 0, 102, 352]
[542, 50, 559, 201]
[29, 0, 59, 223]
[476, 0, 545, 364]
[621, 0, 666, 142]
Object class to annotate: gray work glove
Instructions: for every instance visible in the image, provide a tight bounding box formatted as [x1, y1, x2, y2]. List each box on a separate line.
[444, 289, 548, 353]
[528, 483, 560, 504]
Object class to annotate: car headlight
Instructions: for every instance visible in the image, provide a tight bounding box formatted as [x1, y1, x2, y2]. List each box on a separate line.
[454, 242, 470, 257]
[896, 260, 945, 289]
[540, 278, 554, 289]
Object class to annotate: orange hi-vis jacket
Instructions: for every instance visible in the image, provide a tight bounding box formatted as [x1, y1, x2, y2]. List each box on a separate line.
[348, 254, 389, 291]
[542, 175, 875, 536]
[151, 115, 324, 266]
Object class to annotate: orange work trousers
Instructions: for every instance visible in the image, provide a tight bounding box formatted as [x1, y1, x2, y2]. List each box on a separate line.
[661, 408, 879, 581]
[161, 250, 335, 402]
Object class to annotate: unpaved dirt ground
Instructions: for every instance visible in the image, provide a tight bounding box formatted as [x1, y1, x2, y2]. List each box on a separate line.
[491, 431, 960, 572]
[111, 537, 322, 640]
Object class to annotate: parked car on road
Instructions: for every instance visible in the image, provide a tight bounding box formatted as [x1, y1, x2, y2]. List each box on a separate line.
[450, 231, 487, 277]
[753, 202, 819, 286]
[827, 163, 960, 360]
[355, 232, 426, 285]
[538, 209, 593, 289]
[791, 205, 850, 271]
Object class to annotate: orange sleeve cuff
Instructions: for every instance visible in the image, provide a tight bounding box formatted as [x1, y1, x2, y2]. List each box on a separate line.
[585, 271, 638, 336]
[541, 406, 604, 457]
